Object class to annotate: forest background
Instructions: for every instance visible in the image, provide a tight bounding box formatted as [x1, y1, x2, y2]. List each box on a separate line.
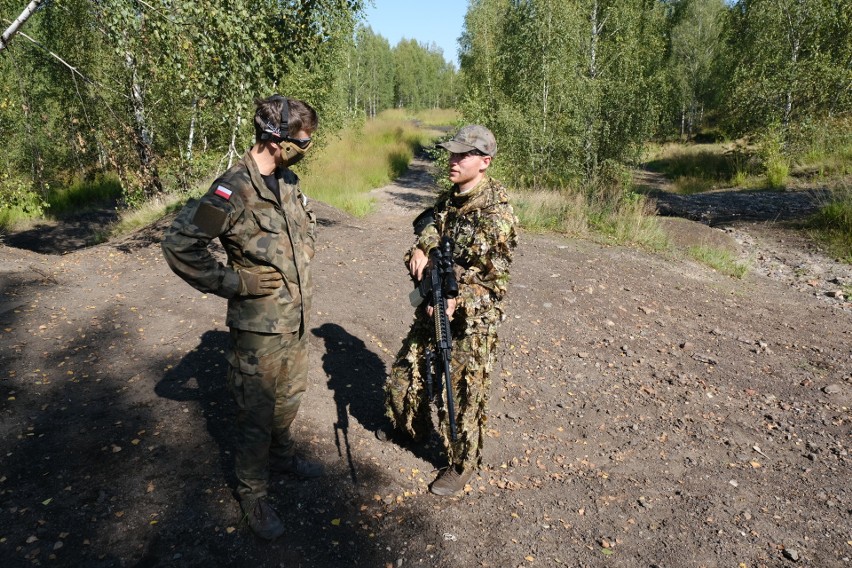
[0, 0, 849, 252]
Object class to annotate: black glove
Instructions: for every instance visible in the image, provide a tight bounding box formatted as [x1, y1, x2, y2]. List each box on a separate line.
[237, 266, 283, 296]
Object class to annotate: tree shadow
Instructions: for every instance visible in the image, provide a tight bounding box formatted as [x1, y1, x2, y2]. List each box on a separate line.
[650, 187, 830, 226]
[312, 322, 443, 472]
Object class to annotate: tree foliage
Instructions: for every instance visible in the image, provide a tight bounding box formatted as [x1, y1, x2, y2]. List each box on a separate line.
[459, 0, 667, 188]
[0, 0, 364, 207]
[342, 27, 458, 117]
[722, 0, 851, 134]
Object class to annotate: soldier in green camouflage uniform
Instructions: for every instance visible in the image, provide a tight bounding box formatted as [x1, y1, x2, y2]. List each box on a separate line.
[384, 125, 518, 496]
[161, 95, 323, 540]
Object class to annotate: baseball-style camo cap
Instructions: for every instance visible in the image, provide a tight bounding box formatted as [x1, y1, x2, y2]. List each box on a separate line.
[438, 124, 497, 156]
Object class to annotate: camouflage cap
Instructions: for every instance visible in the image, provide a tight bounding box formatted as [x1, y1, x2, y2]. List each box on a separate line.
[438, 124, 497, 156]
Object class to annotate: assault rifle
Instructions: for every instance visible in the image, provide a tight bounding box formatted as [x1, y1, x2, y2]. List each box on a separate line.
[410, 236, 459, 441]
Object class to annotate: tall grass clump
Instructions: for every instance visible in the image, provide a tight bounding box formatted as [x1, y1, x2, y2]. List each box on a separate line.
[787, 116, 852, 180]
[301, 109, 441, 216]
[758, 126, 789, 189]
[644, 142, 758, 193]
[513, 162, 669, 251]
[47, 173, 123, 216]
[807, 185, 852, 263]
[513, 189, 587, 234]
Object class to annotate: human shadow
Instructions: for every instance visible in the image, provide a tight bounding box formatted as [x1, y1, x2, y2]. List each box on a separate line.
[312, 323, 442, 475]
[154, 329, 236, 489]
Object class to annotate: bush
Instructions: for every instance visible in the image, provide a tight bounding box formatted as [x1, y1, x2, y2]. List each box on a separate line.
[807, 185, 852, 263]
[0, 174, 47, 229]
[758, 126, 789, 189]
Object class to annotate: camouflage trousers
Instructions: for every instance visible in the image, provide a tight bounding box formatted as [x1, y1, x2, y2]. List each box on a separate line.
[385, 314, 497, 471]
[226, 328, 308, 500]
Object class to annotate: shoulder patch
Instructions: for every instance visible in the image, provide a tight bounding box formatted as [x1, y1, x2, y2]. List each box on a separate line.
[214, 185, 233, 200]
[192, 201, 228, 236]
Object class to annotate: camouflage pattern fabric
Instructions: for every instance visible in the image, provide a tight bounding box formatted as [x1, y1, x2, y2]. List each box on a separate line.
[227, 329, 307, 499]
[161, 151, 316, 335]
[161, 151, 316, 501]
[386, 176, 518, 470]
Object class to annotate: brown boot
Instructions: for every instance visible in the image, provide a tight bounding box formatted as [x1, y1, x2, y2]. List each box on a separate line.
[429, 465, 473, 496]
[241, 497, 285, 540]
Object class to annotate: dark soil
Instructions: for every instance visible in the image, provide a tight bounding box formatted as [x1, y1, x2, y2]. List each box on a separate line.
[0, 159, 849, 568]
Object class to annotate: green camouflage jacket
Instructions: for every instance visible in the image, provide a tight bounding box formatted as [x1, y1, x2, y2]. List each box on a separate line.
[161, 151, 316, 334]
[413, 176, 518, 333]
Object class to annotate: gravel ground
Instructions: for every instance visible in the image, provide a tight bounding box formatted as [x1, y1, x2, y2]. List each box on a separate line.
[0, 160, 849, 567]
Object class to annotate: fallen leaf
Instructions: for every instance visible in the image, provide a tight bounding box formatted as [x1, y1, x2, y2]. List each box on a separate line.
[331, 518, 341, 526]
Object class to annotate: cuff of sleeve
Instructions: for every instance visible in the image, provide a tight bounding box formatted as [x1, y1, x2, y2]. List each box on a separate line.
[220, 269, 241, 299]
[417, 235, 438, 254]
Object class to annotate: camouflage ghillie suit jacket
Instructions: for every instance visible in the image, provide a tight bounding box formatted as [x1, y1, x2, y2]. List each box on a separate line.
[413, 176, 518, 334]
[161, 152, 316, 335]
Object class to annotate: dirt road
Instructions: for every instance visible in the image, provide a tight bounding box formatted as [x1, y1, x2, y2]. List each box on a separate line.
[0, 158, 849, 567]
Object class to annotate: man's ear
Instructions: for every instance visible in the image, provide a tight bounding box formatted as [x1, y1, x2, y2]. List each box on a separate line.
[480, 155, 492, 171]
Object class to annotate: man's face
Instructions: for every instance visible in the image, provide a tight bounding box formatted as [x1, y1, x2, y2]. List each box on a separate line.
[448, 150, 491, 189]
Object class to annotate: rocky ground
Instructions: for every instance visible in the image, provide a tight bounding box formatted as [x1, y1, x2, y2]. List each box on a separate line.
[0, 159, 849, 568]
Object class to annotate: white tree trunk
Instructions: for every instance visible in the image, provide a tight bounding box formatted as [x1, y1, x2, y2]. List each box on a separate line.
[0, 0, 48, 52]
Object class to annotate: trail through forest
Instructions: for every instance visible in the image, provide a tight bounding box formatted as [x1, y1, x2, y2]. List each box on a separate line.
[0, 158, 850, 567]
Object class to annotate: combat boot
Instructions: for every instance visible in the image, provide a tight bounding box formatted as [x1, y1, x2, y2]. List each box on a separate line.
[241, 497, 285, 540]
[271, 454, 325, 478]
[429, 465, 473, 496]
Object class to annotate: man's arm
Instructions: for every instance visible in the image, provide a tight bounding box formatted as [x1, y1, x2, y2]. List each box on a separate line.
[161, 189, 242, 298]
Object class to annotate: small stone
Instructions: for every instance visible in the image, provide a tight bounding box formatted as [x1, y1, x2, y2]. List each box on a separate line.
[783, 549, 800, 562]
[823, 384, 842, 395]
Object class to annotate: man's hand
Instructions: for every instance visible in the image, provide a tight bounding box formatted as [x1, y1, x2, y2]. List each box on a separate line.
[237, 266, 284, 296]
[427, 297, 457, 320]
[409, 247, 429, 281]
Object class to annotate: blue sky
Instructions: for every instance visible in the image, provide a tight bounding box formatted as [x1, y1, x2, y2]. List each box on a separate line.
[362, 0, 468, 67]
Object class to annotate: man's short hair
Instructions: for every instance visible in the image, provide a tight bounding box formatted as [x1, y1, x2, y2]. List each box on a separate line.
[254, 95, 318, 142]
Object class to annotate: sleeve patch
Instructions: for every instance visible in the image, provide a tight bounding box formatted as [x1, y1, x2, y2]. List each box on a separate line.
[214, 185, 233, 200]
[192, 202, 228, 236]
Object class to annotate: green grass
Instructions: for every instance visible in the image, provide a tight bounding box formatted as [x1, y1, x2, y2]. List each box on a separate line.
[687, 245, 749, 278]
[47, 174, 123, 215]
[513, 187, 670, 251]
[644, 142, 757, 193]
[300, 109, 444, 216]
[807, 185, 852, 263]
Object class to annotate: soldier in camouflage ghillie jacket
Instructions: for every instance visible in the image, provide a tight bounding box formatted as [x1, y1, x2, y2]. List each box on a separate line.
[384, 125, 518, 497]
[161, 95, 323, 540]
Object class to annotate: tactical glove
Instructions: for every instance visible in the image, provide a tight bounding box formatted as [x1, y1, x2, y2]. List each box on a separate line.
[237, 266, 284, 296]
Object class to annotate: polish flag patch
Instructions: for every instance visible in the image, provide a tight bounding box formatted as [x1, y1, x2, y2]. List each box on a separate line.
[214, 185, 233, 200]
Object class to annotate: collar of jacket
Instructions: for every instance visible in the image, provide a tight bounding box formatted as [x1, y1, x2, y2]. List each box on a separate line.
[452, 176, 500, 215]
[243, 151, 284, 206]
